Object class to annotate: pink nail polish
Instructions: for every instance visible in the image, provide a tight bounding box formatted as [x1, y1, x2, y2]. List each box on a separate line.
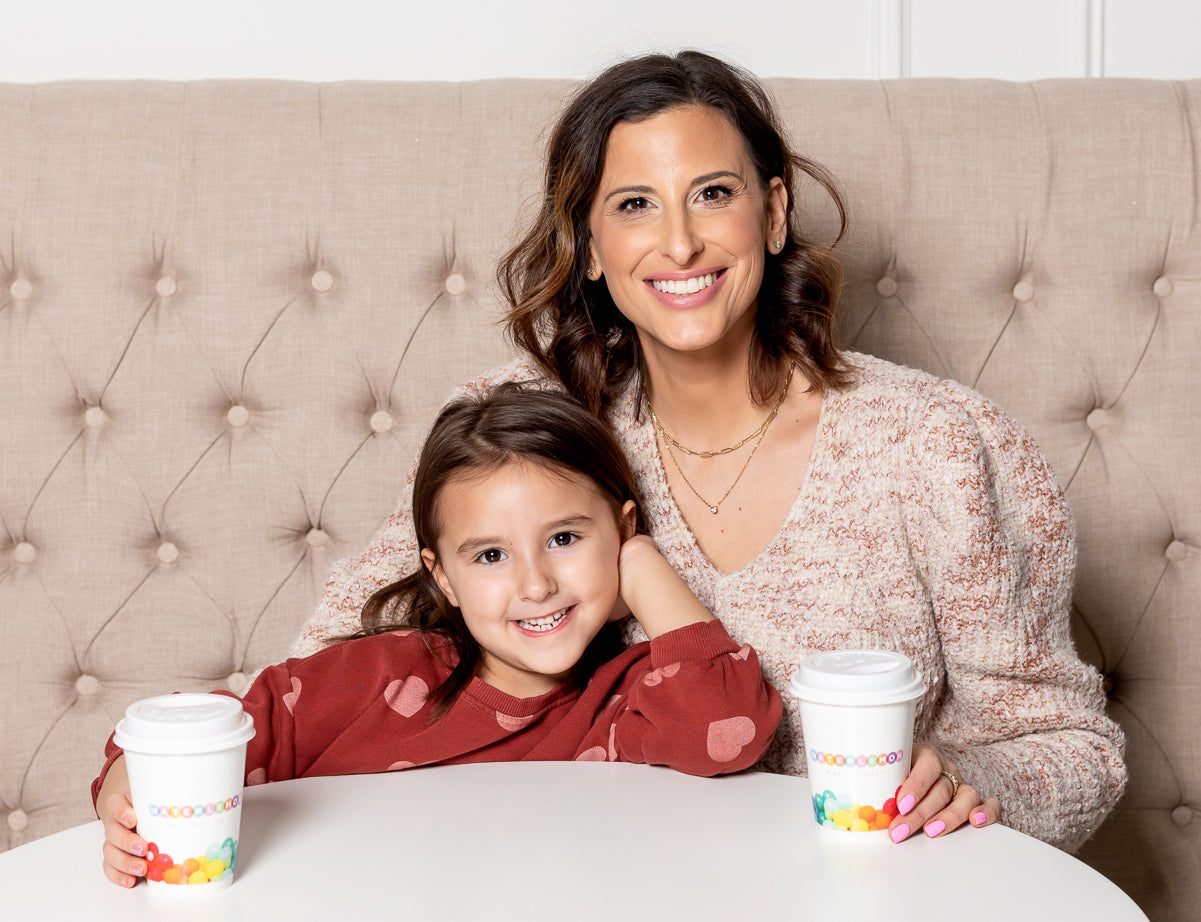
[972, 811, 987, 826]
[925, 819, 946, 837]
[890, 823, 910, 844]
[899, 793, 916, 815]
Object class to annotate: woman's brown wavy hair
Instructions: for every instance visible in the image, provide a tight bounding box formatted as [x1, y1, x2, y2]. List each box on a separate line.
[352, 384, 645, 720]
[501, 49, 851, 416]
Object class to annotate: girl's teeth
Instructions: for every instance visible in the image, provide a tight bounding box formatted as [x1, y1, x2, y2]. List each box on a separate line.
[652, 273, 716, 295]
[519, 608, 569, 632]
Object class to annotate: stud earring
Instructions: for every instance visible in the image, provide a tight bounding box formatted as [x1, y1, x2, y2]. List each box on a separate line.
[587, 268, 598, 280]
[774, 240, 783, 250]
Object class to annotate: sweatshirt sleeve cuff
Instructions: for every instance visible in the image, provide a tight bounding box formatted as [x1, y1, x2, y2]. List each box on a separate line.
[649, 619, 739, 668]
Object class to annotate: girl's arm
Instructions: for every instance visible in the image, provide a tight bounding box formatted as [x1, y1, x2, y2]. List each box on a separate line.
[617, 534, 713, 639]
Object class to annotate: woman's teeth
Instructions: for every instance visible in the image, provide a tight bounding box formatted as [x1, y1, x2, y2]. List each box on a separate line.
[518, 608, 569, 632]
[652, 272, 716, 295]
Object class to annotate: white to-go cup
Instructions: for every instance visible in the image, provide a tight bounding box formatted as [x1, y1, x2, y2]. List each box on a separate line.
[114, 694, 255, 894]
[789, 650, 924, 833]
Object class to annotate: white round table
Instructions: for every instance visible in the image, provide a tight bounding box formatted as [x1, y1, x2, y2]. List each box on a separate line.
[1, 762, 1148, 920]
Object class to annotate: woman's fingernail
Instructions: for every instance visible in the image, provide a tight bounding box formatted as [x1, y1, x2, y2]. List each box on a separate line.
[925, 819, 946, 837]
[899, 793, 916, 815]
[972, 811, 987, 826]
[890, 823, 910, 844]
[130, 842, 144, 857]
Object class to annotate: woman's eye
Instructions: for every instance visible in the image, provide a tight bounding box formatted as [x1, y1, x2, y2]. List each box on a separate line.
[697, 185, 732, 204]
[476, 548, 506, 564]
[550, 532, 578, 548]
[617, 196, 651, 213]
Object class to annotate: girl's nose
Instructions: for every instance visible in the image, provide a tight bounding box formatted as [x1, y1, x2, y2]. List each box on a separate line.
[518, 557, 556, 602]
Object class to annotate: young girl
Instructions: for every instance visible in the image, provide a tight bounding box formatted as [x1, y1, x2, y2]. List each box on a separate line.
[94, 384, 782, 888]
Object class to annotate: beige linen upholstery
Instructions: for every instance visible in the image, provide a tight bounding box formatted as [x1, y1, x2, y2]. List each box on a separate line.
[0, 79, 1196, 920]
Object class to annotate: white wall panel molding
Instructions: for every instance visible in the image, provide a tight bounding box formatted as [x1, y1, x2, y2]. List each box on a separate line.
[872, 0, 911, 78]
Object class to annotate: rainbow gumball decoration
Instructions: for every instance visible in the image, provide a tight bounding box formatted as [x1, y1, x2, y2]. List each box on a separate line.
[143, 837, 238, 885]
[812, 788, 900, 832]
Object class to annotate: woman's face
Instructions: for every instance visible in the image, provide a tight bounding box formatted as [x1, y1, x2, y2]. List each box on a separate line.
[587, 105, 787, 367]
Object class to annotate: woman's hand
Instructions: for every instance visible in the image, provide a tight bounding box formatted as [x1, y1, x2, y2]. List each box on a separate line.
[888, 742, 1002, 843]
[97, 756, 149, 888]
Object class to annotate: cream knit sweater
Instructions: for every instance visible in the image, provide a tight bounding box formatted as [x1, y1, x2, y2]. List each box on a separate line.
[290, 352, 1126, 852]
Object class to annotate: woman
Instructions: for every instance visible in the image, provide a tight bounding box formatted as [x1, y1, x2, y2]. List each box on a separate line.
[291, 51, 1126, 851]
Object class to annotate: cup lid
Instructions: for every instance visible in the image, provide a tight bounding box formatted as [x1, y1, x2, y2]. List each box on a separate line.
[788, 649, 924, 706]
[114, 693, 255, 755]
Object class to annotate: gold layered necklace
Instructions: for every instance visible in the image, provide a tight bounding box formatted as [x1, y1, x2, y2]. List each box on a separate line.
[645, 365, 795, 514]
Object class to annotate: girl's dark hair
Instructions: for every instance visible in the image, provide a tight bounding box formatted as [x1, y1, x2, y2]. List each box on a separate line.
[355, 383, 645, 719]
[501, 49, 851, 416]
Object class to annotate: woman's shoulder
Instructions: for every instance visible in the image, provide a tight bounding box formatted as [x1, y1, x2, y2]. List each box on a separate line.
[454, 357, 562, 398]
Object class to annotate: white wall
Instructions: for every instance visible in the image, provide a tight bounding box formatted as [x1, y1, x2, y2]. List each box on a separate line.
[0, 0, 1197, 83]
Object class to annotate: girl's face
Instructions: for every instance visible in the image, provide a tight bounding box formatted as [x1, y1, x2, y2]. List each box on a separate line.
[586, 105, 787, 368]
[421, 460, 636, 699]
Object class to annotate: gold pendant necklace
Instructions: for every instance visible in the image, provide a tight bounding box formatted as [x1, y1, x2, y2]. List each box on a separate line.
[646, 365, 795, 514]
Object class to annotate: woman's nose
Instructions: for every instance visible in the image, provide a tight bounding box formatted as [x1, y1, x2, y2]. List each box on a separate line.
[660, 209, 702, 264]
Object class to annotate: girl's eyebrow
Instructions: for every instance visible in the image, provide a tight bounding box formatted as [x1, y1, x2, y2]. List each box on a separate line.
[601, 170, 744, 204]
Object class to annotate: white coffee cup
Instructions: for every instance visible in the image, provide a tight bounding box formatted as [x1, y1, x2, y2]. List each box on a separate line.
[789, 649, 924, 833]
[114, 694, 255, 894]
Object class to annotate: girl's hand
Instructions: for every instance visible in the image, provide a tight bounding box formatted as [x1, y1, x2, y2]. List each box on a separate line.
[887, 742, 1002, 843]
[97, 756, 149, 888]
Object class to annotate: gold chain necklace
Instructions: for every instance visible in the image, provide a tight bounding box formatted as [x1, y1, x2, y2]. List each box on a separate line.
[645, 365, 795, 514]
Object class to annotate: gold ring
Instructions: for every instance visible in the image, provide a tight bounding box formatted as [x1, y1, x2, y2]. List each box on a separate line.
[940, 769, 960, 800]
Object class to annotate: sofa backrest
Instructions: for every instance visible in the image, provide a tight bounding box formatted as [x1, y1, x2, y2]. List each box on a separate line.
[1, 78, 1197, 920]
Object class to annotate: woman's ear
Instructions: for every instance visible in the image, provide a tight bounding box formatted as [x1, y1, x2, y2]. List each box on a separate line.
[421, 547, 459, 608]
[618, 500, 638, 542]
[586, 240, 603, 282]
[765, 176, 788, 247]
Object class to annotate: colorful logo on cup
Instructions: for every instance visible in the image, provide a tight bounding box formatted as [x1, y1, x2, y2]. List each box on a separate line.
[148, 795, 240, 819]
[809, 749, 904, 768]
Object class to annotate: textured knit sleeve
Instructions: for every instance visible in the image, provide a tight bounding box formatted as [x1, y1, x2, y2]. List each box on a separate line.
[613, 620, 782, 776]
[288, 360, 548, 660]
[908, 385, 1127, 852]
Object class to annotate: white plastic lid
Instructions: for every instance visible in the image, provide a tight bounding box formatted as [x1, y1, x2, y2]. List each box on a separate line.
[114, 693, 255, 755]
[788, 649, 924, 706]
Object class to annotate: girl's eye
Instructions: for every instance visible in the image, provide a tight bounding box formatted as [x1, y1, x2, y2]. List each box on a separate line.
[549, 532, 578, 548]
[475, 548, 506, 564]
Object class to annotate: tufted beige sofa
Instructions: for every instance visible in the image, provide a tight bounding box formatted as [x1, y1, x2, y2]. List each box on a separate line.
[1, 77, 1197, 920]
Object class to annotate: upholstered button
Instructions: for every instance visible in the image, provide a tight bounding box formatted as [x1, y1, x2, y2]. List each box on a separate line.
[155, 276, 177, 297]
[10, 278, 33, 301]
[370, 410, 394, 433]
[875, 276, 898, 299]
[13, 542, 36, 564]
[83, 406, 107, 429]
[444, 273, 467, 296]
[75, 674, 101, 697]
[1152, 276, 1173, 298]
[1166, 540, 1189, 563]
[226, 672, 249, 692]
[1171, 805, 1193, 826]
[1086, 408, 1109, 431]
[227, 405, 251, 428]
[157, 541, 179, 564]
[305, 527, 329, 548]
[1012, 280, 1034, 303]
[7, 809, 28, 833]
[310, 269, 334, 292]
